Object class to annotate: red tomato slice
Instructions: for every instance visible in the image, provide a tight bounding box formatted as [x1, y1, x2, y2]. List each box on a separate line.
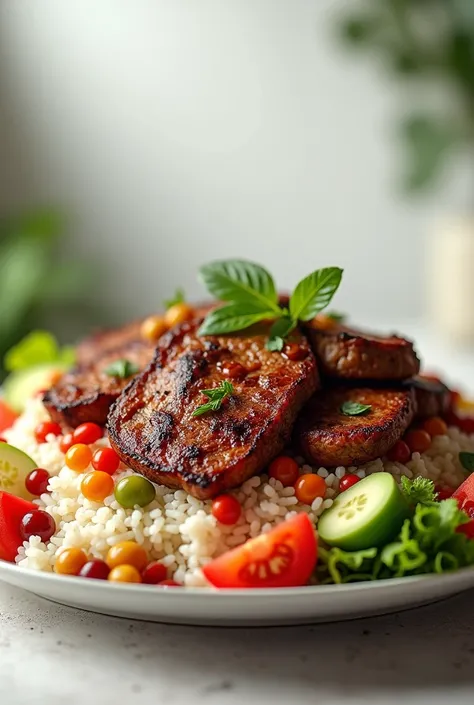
[202, 513, 317, 589]
[0, 400, 18, 434]
[0, 491, 37, 562]
[453, 474, 474, 520]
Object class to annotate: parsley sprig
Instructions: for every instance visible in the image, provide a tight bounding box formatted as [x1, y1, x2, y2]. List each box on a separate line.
[192, 380, 235, 417]
[104, 358, 139, 379]
[197, 260, 343, 350]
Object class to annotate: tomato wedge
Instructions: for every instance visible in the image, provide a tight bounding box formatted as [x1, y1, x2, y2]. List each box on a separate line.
[0, 491, 37, 562]
[453, 473, 474, 514]
[0, 400, 18, 434]
[203, 513, 317, 589]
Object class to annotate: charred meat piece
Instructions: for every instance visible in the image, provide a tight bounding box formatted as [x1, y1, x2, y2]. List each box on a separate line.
[76, 320, 144, 367]
[296, 386, 415, 467]
[305, 321, 420, 381]
[407, 376, 451, 419]
[43, 338, 155, 428]
[107, 319, 319, 499]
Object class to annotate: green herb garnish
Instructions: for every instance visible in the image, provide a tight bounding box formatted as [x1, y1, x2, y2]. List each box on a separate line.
[459, 452, 474, 473]
[164, 288, 186, 310]
[197, 259, 343, 348]
[400, 476, 436, 505]
[192, 380, 235, 417]
[4, 330, 76, 372]
[104, 359, 139, 379]
[325, 311, 346, 323]
[340, 401, 372, 416]
[317, 495, 474, 584]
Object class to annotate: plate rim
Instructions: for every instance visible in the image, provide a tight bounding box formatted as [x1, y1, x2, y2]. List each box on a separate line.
[2, 558, 474, 599]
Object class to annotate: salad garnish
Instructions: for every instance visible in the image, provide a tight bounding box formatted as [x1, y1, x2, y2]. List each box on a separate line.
[164, 287, 186, 310]
[192, 380, 235, 417]
[459, 452, 474, 473]
[340, 401, 372, 416]
[104, 359, 139, 379]
[4, 330, 75, 372]
[318, 478, 474, 584]
[197, 259, 343, 349]
[400, 475, 436, 505]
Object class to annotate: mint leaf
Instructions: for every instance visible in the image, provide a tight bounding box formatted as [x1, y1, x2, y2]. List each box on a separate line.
[289, 267, 343, 322]
[164, 288, 185, 310]
[104, 359, 139, 379]
[198, 303, 276, 336]
[199, 260, 280, 313]
[341, 401, 371, 416]
[193, 380, 235, 417]
[269, 316, 296, 339]
[400, 476, 436, 505]
[266, 336, 284, 352]
[459, 452, 474, 473]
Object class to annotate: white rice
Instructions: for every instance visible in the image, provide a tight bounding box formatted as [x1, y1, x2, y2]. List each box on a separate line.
[5, 398, 474, 587]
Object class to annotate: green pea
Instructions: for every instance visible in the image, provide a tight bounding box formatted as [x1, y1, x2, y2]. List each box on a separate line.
[114, 475, 156, 509]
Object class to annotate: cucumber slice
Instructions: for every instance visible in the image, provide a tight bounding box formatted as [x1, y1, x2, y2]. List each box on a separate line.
[3, 363, 67, 412]
[0, 443, 37, 500]
[318, 473, 410, 551]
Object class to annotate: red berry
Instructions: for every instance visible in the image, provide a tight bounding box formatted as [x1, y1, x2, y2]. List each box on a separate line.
[79, 559, 110, 580]
[142, 561, 168, 584]
[268, 456, 299, 487]
[158, 579, 181, 587]
[25, 468, 51, 496]
[435, 485, 454, 501]
[211, 495, 242, 525]
[59, 433, 74, 454]
[387, 440, 411, 464]
[92, 447, 120, 475]
[339, 474, 361, 493]
[35, 421, 62, 444]
[73, 422, 103, 445]
[20, 510, 56, 543]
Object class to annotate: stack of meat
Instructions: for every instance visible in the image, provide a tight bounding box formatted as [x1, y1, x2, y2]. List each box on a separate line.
[43, 307, 450, 499]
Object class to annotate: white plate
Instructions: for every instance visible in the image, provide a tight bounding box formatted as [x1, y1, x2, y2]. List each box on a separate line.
[2, 560, 474, 626]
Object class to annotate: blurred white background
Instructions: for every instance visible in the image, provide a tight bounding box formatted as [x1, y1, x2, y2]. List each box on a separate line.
[0, 0, 468, 325]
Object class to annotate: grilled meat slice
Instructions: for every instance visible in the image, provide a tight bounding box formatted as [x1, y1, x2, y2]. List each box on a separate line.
[43, 338, 155, 428]
[408, 376, 451, 419]
[107, 320, 319, 499]
[45, 303, 216, 428]
[76, 320, 144, 367]
[295, 386, 415, 467]
[305, 320, 420, 381]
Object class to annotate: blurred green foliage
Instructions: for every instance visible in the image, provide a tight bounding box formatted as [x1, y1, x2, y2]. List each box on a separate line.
[0, 210, 92, 380]
[338, 0, 474, 192]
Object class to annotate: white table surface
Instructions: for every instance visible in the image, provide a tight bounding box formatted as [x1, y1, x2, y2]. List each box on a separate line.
[2, 321, 474, 705]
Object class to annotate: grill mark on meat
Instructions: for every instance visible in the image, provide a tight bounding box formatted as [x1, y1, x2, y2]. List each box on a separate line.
[107, 318, 319, 499]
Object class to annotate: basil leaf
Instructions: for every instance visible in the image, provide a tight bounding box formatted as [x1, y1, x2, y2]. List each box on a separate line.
[269, 316, 296, 339]
[266, 336, 284, 352]
[199, 260, 280, 312]
[164, 288, 185, 310]
[104, 359, 139, 379]
[460, 452, 474, 473]
[341, 401, 372, 416]
[289, 267, 343, 321]
[198, 303, 276, 336]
